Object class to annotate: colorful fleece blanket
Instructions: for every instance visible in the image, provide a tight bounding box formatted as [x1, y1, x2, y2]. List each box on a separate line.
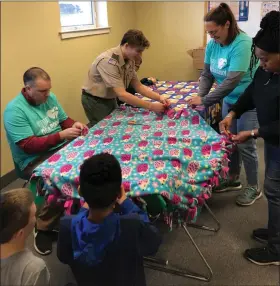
[33, 103, 230, 217]
[138, 80, 221, 128]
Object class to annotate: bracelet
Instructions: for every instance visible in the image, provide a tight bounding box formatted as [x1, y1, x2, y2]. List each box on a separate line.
[251, 130, 258, 139]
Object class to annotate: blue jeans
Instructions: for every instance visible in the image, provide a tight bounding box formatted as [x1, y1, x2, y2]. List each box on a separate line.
[264, 143, 280, 254]
[222, 101, 259, 186]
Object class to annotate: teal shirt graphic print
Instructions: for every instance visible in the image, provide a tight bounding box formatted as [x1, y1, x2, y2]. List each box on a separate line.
[205, 33, 256, 104]
[37, 106, 60, 135]
[4, 92, 68, 171]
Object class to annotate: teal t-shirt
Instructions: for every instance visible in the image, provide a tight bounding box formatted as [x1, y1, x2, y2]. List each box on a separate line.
[205, 33, 256, 104]
[4, 92, 68, 171]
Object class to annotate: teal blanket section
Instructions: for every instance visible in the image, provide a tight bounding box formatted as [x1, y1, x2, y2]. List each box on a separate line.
[33, 103, 227, 211]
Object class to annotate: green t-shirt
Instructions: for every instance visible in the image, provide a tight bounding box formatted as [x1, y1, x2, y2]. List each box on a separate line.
[4, 92, 68, 171]
[205, 33, 256, 104]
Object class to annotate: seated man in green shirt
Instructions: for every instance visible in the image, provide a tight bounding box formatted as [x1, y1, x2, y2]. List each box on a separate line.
[4, 67, 88, 256]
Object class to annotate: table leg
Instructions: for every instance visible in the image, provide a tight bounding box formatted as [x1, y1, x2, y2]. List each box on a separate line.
[144, 201, 219, 282]
[144, 222, 213, 282]
[187, 202, 221, 232]
[143, 256, 168, 266]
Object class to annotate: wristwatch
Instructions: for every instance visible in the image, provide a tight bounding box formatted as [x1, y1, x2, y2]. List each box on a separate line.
[251, 130, 257, 139]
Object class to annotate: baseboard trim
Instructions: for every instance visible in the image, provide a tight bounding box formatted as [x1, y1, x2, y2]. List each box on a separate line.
[1, 169, 18, 190]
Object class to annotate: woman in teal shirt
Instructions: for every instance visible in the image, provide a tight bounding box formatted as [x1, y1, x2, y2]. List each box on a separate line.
[188, 3, 260, 206]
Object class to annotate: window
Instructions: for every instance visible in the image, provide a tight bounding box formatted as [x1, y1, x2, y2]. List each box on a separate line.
[59, 1, 110, 39]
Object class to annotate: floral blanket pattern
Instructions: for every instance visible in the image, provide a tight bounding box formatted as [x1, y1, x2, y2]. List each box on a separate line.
[139, 81, 221, 128]
[33, 82, 229, 215]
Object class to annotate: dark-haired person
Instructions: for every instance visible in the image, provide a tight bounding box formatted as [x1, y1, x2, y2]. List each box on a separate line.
[117, 55, 158, 106]
[187, 3, 260, 206]
[4, 67, 88, 256]
[0, 189, 50, 286]
[220, 11, 280, 266]
[57, 153, 162, 286]
[81, 29, 169, 127]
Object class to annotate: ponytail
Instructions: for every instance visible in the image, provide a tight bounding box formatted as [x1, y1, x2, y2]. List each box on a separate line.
[204, 2, 241, 44]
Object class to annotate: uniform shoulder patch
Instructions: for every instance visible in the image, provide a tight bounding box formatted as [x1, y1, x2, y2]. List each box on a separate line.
[108, 53, 120, 66]
[108, 58, 118, 66]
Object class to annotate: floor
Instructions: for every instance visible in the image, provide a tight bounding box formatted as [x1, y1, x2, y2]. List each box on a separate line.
[1, 140, 280, 286]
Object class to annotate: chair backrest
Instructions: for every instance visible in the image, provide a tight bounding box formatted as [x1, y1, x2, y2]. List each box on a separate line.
[13, 160, 45, 208]
[13, 160, 29, 181]
[142, 194, 167, 217]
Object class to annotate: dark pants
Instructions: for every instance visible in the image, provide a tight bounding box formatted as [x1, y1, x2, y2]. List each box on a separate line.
[264, 143, 280, 255]
[117, 85, 136, 106]
[24, 148, 66, 231]
[81, 91, 117, 128]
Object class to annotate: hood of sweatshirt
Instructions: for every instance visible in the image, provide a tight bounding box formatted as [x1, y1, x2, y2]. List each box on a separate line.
[71, 209, 120, 267]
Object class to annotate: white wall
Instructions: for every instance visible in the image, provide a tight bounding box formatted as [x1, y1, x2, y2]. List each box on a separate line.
[207, 1, 262, 42]
[238, 2, 262, 37]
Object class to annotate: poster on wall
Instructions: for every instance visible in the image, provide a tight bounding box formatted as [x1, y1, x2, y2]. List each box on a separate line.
[208, 1, 249, 22]
[261, 1, 280, 18]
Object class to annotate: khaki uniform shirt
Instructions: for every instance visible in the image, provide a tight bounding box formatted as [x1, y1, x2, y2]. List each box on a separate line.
[83, 46, 138, 99]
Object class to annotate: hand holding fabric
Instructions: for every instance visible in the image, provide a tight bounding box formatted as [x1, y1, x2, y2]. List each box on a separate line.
[232, 131, 251, 144]
[186, 96, 202, 106]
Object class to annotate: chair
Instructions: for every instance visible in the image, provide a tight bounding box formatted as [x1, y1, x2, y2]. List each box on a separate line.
[144, 194, 167, 216]
[142, 194, 220, 282]
[13, 160, 29, 187]
[13, 160, 44, 207]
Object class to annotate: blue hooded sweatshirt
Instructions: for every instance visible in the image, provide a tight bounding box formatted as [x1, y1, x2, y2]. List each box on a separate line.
[57, 199, 162, 286]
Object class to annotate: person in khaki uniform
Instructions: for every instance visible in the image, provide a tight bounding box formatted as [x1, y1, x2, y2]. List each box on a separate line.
[82, 29, 169, 127]
[117, 55, 157, 106]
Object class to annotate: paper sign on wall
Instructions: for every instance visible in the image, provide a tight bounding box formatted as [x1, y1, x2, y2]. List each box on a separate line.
[261, 1, 280, 18]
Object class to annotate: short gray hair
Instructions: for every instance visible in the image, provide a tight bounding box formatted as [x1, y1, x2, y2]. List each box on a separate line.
[23, 67, 51, 86]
